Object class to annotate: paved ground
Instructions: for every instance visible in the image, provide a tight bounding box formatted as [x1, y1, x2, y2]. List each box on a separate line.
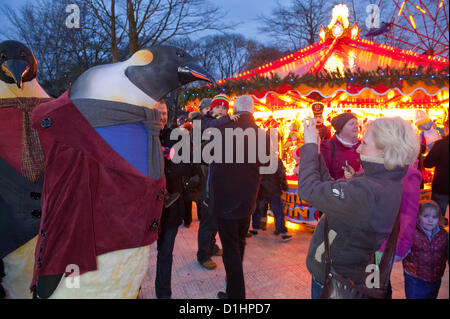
[138, 203, 449, 299]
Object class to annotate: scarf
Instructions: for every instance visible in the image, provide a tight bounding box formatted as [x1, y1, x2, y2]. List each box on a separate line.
[0, 97, 52, 182]
[335, 133, 359, 148]
[72, 98, 164, 180]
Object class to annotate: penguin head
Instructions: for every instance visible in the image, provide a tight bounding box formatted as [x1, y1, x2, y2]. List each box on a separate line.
[125, 46, 215, 102]
[0, 40, 38, 88]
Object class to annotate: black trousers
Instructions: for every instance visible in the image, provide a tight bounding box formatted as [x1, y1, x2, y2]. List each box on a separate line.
[197, 199, 219, 263]
[155, 225, 179, 299]
[217, 216, 251, 299]
[184, 200, 192, 226]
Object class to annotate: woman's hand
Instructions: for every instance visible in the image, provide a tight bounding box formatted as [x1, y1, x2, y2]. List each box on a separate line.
[302, 117, 320, 145]
[230, 114, 240, 122]
[342, 164, 355, 179]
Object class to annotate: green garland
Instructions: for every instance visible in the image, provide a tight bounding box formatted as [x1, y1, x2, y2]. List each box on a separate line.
[178, 65, 449, 106]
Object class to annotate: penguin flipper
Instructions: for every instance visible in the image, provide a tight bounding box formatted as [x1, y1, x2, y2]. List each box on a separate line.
[35, 274, 63, 299]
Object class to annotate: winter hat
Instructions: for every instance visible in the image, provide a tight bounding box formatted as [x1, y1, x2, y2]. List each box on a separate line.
[331, 112, 357, 134]
[182, 121, 193, 133]
[188, 111, 201, 121]
[234, 95, 254, 113]
[210, 94, 229, 111]
[199, 98, 212, 112]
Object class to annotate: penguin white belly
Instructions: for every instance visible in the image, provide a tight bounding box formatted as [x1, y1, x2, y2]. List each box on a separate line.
[2, 236, 38, 299]
[47, 245, 150, 299]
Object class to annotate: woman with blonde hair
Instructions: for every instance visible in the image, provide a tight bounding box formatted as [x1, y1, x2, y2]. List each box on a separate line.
[298, 116, 420, 299]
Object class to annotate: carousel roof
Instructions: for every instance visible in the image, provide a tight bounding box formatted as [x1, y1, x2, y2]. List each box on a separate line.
[180, 4, 449, 111]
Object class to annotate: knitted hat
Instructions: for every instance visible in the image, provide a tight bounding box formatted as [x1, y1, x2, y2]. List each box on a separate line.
[210, 94, 229, 111]
[182, 122, 193, 133]
[199, 98, 212, 111]
[331, 112, 357, 134]
[188, 111, 201, 121]
[234, 95, 254, 113]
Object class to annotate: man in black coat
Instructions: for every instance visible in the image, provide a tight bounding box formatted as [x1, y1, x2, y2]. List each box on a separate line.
[155, 100, 195, 299]
[209, 95, 273, 299]
[424, 118, 449, 223]
[254, 157, 292, 241]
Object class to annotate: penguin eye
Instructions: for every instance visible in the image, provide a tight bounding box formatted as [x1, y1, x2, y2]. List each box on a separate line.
[0, 52, 6, 60]
[176, 50, 185, 58]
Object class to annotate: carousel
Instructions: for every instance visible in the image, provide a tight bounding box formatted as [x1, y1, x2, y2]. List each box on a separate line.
[180, 4, 449, 227]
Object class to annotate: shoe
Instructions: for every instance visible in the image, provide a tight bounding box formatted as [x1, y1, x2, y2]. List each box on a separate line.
[217, 291, 228, 299]
[200, 259, 217, 270]
[280, 234, 292, 242]
[214, 249, 223, 256]
[273, 231, 280, 235]
[246, 232, 253, 238]
[248, 229, 258, 235]
[164, 192, 180, 208]
[183, 223, 190, 228]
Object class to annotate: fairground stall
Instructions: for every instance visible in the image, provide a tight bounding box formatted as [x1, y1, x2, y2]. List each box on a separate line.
[179, 4, 449, 227]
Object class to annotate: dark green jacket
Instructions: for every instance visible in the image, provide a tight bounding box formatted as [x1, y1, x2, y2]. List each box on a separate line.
[298, 143, 407, 284]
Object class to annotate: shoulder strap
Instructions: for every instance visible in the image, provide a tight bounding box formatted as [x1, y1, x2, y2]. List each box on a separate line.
[378, 211, 401, 289]
[323, 217, 332, 276]
[323, 210, 401, 290]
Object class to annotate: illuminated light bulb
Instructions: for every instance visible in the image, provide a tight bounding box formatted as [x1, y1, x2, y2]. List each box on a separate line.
[319, 25, 326, 41]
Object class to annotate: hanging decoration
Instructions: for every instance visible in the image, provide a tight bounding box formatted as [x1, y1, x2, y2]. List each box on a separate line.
[178, 65, 449, 106]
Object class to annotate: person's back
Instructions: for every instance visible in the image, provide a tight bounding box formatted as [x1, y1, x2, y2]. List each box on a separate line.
[423, 135, 449, 220]
[424, 135, 449, 194]
[211, 112, 262, 219]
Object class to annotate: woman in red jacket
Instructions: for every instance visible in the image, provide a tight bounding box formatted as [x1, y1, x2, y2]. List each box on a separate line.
[320, 112, 361, 180]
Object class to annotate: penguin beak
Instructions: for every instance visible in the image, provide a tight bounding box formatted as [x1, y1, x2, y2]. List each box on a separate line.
[1, 59, 30, 88]
[178, 62, 215, 85]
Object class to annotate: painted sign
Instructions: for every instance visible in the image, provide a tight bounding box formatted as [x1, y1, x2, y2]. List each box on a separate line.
[279, 186, 318, 226]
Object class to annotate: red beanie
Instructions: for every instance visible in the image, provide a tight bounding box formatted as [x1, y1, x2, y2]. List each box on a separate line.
[210, 94, 229, 111]
[331, 112, 357, 134]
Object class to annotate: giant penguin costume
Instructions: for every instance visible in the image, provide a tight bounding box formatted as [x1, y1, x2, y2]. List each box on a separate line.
[0, 40, 52, 299]
[30, 46, 214, 298]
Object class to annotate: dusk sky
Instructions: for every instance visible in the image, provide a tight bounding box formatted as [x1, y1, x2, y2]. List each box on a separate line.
[0, 0, 292, 44]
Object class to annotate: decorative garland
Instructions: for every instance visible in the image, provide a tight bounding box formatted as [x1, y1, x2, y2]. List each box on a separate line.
[178, 65, 449, 106]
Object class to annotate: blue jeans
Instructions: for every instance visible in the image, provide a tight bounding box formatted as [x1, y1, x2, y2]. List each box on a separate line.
[431, 193, 449, 217]
[155, 225, 179, 299]
[270, 196, 288, 234]
[404, 271, 441, 299]
[311, 276, 324, 299]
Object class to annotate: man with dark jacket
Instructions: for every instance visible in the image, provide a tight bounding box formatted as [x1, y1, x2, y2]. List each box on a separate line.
[424, 119, 449, 223]
[251, 157, 292, 241]
[210, 95, 268, 299]
[196, 95, 239, 270]
[155, 100, 195, 299]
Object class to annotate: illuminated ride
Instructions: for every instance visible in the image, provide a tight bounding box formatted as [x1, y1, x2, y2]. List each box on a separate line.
[180, 4, 449, 227]
[373, 0, 449, 59]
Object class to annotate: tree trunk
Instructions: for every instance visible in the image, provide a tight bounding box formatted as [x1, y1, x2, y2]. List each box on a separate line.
[127, 0, 138, 55]
[111, 0, 118, 62]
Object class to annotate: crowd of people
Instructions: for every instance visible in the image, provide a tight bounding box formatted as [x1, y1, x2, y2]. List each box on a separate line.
[146, 92, 448, 300]
[0, 89, 447, 299]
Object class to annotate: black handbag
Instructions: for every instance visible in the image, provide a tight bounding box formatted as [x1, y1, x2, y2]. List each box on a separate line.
[320, 212, 400, 299]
